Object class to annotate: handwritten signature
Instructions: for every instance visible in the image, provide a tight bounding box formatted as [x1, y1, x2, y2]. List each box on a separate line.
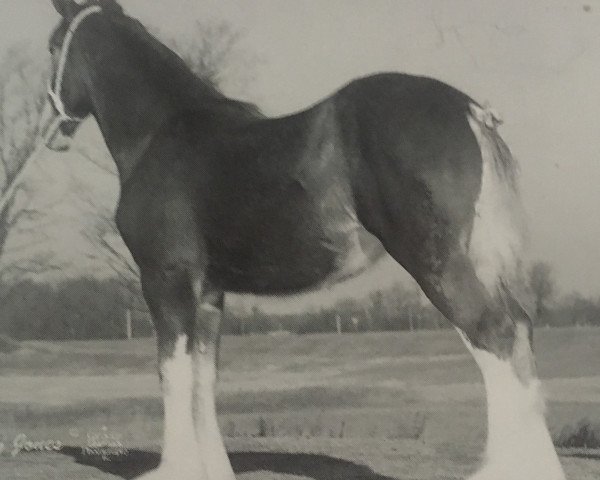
[1, 434, 63, 457]
[1, 427, 129, 460]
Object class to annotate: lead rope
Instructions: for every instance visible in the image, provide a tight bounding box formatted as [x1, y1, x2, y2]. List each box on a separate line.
[0, 6, 103, 214]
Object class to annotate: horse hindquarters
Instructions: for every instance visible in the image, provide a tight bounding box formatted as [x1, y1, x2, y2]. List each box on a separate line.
[354, 99, 565, 479]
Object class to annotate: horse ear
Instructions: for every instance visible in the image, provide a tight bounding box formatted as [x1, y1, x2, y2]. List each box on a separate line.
[52, 0, 123, 18]
[51, 0, 99, 18]
[51, 0, 68, 16]
[51, 0, 78, 18]
[100, 0, 124, 15]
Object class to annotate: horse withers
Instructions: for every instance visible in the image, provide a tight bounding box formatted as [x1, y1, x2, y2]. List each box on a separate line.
[44, 1, 566, 479]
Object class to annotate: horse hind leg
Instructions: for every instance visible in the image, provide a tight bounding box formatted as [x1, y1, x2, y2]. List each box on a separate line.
[455, 111, 565, 480]
[408, 250, 565, 479]
[445, 273, 566, 480]
[450, 267, 564, 480]
[451, 116, 564, 479]
[370, 107, 565, 479]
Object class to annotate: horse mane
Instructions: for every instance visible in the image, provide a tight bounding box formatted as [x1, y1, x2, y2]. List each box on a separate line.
[107, 11, 262, 119]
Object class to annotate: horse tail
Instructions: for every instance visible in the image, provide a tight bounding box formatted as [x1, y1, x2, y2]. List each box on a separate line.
[467, 103, 519, 190]
[465, 103, 528, 297]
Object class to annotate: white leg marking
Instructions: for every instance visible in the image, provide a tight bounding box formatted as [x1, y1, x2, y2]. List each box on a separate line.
[192, 304, 236, 480]
[160, 335, 201, 475]
[457, 328, 565, 480]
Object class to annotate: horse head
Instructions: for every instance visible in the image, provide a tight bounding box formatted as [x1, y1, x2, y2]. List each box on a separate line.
[44, 0, 123, 150]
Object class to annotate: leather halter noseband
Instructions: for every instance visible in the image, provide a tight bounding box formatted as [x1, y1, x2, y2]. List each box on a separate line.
[47, 5, 102, 124]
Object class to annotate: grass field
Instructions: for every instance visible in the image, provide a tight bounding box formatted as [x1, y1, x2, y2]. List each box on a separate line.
[1, 327, 599, 479]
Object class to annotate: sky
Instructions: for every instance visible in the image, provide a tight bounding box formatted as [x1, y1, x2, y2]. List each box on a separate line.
[0, 0, 599, 301]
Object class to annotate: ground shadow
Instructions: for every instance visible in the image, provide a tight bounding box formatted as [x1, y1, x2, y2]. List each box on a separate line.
[60, 446, 398, 480]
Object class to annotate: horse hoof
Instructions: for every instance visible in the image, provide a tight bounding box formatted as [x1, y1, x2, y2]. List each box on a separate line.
[136, 462, 236, 480]
[136, 462, 203, 480]
[467, 462, 566, 480]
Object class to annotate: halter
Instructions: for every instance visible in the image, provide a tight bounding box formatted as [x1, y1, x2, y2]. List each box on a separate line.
[47, 5, 102, 124]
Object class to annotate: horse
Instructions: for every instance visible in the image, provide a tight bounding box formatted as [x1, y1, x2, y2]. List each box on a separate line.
[44, 1, 566, 479]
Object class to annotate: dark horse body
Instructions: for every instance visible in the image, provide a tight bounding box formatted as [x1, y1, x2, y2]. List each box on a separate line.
[45, 2, 566, 479]
[119, 73, 478, 296]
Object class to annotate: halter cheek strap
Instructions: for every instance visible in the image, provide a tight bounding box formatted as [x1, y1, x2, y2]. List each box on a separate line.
[48, 5, 102, 123]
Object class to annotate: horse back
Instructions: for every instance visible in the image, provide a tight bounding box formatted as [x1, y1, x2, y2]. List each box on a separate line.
[118, 73, 506, 294]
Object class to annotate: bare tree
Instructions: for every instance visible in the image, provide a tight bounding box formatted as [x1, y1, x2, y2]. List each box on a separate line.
[528, 261, 556, 319]
[71, 172, 140, 296]
[0, 43, 47, 184]
[0, 43, 49, 273]
[166, 21, 259, 95]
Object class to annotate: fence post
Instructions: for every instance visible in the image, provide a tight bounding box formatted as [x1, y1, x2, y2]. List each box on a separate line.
[126, 308, 132, 340]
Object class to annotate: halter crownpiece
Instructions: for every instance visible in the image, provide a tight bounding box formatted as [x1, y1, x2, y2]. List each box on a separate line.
[47, 5, 102, 124]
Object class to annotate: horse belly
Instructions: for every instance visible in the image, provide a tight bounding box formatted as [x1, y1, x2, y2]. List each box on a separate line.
[211, 184, 373, 294]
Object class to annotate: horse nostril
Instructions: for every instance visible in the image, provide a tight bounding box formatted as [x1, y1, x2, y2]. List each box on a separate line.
[46, 127, 72, 152]
[60, 119, 79, 137]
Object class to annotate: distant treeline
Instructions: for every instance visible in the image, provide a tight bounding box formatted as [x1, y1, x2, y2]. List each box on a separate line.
[0, 278, 599, 340]
[224, 287, 446, 336]
[0, 278, 153, 340]
[540, 295, 600, 328]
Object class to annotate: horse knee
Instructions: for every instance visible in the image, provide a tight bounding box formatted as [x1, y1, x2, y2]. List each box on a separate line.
[434, 253, 533, 364]
[462, 306, 515, 357]
[141, 264, 198, 347]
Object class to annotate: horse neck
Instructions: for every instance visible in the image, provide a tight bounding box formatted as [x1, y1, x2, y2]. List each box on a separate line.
[90, 92, 161, 183]
[78, 27, 216, 184]
[85, 64, 179, 183]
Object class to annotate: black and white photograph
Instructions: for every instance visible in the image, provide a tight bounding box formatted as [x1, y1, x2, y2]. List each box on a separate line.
[0, 1, 599, 479]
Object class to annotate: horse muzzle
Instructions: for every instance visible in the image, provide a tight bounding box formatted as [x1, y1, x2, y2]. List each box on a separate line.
[40, 103, 81, 152]
[47, 119, 80, 152]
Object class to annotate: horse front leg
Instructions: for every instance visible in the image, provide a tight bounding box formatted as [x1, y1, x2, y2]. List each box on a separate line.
[138, 267, 199, 479]
[189, 279, 236, 480]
